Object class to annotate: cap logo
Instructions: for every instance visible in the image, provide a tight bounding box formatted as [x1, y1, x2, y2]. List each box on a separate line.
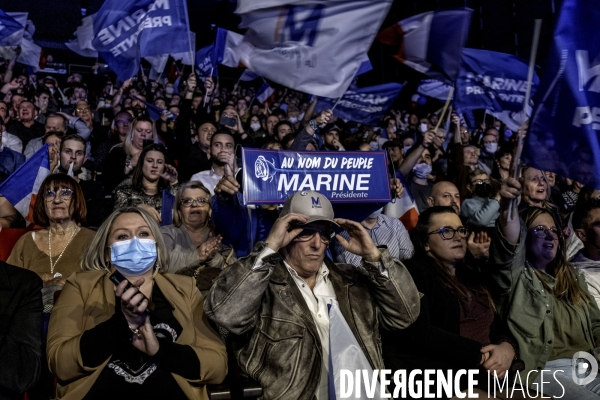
[311, 197, 322, 208]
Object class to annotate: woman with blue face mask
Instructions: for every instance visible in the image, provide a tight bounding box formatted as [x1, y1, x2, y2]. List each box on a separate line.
[47, 207, 227, 399]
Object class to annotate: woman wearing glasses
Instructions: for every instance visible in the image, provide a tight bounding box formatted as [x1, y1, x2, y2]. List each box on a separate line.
[8, 174, 95, 289]
[113, 143, 178, 223]
[381, 206, 519, 398]
[489, 178, 600, 399]
[160, 182, 234, 280]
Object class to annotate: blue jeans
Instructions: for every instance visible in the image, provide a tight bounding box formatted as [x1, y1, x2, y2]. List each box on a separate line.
[532, 358, 600, 399]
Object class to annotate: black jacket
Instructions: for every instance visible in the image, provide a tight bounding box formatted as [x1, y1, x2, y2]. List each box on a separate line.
[0, 261, 43, 400]
[381, 254, 515, 373]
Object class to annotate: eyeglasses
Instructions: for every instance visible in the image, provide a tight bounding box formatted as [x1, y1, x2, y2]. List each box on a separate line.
[44, 189, 73, 201]
[435, 135, 446, 140]
[471, 179, 491, 185]
[180, 198, 210, 207]
[531, 225, 561, 239]
[116, 119, 133, 125]
[76, 108, 90, 113]
[294, 228, 336, 244]
[427, 226, 469, 240]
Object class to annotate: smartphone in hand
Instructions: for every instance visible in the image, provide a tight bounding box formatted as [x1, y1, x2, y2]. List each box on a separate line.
[109, 270, 155, 314]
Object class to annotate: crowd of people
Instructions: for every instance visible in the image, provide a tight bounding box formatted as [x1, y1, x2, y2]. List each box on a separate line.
[1, 49, 600, 400]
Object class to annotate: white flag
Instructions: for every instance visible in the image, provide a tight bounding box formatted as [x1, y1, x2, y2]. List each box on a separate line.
[235, 0, 392, 98]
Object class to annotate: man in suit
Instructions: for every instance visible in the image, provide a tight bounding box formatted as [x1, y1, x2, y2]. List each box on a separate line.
[0, 250, 43, 400]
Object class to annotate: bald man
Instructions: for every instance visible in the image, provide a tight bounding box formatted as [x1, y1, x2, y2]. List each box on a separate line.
[427, 181, 461, 214]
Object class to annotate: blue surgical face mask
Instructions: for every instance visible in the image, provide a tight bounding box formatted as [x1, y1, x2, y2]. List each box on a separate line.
[110, 237, 157, 276]
[412, 163, 432, 179]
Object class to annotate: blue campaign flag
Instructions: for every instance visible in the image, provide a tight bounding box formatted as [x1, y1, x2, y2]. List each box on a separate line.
[316, 83, 403, 125]
[133, 95, 176, 121]
[523, 0, 600, 188]
[242, 149, 391, 205]
[454, 48, 539, 118]
[0, 9, 23, 43]
[195, 44, 218, 78]
[91, 0, 191, 81]
[161, 189, 175, 226]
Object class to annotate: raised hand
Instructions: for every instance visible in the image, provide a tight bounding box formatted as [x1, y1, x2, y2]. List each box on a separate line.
[314, 109, 333, 126]
[159, 164, 178, 184]
[422, 130, 435, 147]
[264, 213, 309, 252]
[198, 235, 223, 263]
[215, 175, 240, 196]
[390, 178, 404, 199]
[334, 218, 381, 262]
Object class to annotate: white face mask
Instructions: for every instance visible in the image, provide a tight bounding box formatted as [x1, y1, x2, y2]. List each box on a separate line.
[165, 87, 174, 95]
[289, 117, 298, 124]
[420, 123, 428, 133]
[250, 123, 261, 131]
[483, 142, 498, 153]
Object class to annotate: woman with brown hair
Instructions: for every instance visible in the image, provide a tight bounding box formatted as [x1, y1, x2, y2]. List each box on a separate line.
[8, 174, 95, 288]
[382, 206, 519, 399]
[113, 143, 179, 222]
[490, 177, 600, 399]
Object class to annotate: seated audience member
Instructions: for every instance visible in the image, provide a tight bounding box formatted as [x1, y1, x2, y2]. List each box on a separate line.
[8, 174, 95, 289]
[461, 169, 501, 228]
[103, 116, 159, 195]
[490, 178, 600, 399]
[571, 198, 600, 307]
[0, 256, 43, 400]
[332, 206, 414, 264]
[113, 144, 179, 222]
[382, 207, 518, 399]
[321, 125, 345, 151]
[160, 182, 234, 275]
[490, 147, 512, 183]
[56, 134, 105, 228]
[46, 207, 227, 399]
[427, 181, 461, 213]
[518, 166, 562, 227]
[398, 130, 435, 212]
[205, 190, 420, 400]
[6, 100, 44, 149]
[24, 112, 91, 160]
[0, 124, 25, 184]
[190, 131, 239, 196]
[273, 120, 294, 143]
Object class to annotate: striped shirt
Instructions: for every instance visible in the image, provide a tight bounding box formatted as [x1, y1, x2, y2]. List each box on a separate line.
[332, 214, 414, 266]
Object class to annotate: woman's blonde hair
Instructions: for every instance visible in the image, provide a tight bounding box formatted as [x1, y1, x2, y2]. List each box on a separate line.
[173, 181, 212, 228]
[81, 207, 170, 273]
[122, 116, 159, 157]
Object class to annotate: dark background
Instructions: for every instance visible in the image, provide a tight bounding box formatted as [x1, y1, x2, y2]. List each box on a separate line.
[0, 0, 563, 88]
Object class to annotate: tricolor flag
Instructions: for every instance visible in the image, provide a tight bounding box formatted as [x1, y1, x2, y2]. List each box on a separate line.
[383, 174, 419, 232]
[0, 9, 24, 46]
[239, 69, 259, 82]
[256, 82, 275, 105]
[214, 28, 246, 68]
[377, 9, 472, 85]
[0, 144, 50, 223]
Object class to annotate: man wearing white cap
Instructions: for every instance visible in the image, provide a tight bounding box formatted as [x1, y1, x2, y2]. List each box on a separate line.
[205, 190, 420, 400]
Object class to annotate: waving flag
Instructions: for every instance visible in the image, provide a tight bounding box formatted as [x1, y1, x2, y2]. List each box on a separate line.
[454, 48, 539, 123]
[317, 83, 404, 125]
[214, 28, 246, 68]
[0, 9, 24, 45]
[523, 0, 600, 188]
[383, 174, 419, 232]
[256, 82, 275, 105]
[234, 0, 392, 98]
[239, 70, 259, 81]
[418, 79, 452, 101]
[0, 144, 50, 223]
[67, 0, 191, 81]
[377, 9, 472, 85]
[195, 44, 218, 77]
[133, 95, 176, 121]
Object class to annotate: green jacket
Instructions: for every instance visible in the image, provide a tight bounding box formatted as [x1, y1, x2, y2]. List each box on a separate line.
[488, 220, 600, 386]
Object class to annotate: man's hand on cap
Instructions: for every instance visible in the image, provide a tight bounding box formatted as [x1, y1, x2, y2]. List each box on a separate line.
[265, 213, 309, 252]
[334, 218, 381, 262]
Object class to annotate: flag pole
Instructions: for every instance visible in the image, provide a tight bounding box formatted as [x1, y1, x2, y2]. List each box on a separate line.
[331, 97, 342, 111]
[203, 67, 214, 107]
[507, 18, 542, 221]
[182, 0, 194, 71]
[435, 87, 454, 131]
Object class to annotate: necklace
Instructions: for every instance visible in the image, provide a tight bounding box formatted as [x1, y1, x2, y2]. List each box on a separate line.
[48, 226, 78, 278]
